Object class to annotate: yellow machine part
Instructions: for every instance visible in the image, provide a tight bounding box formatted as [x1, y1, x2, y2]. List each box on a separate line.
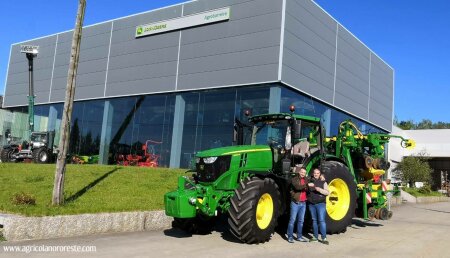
[256, 193, 274, 230]
[371, 184, 382, 198]
[406, 139, 416, 149]
[369, 167, 385, 176]
[327, 178, 351, 221]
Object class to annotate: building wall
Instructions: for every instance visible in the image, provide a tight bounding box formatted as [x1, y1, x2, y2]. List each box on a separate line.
[0, 0, 403, 171]
[388, 126, 450, 185]
[281, 0, 394, 131]
[4, 0, 282, 106]
[4, 0, 395, 140]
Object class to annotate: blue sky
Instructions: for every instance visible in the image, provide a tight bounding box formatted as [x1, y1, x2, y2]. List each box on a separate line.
[1, 0, 449, 122]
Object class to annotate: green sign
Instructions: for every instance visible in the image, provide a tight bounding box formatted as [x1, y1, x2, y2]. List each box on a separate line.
[136, 7, 230, 38]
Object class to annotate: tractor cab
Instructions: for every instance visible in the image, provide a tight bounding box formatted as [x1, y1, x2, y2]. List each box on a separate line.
[246, 111, 323, 173]
[30, 131, 55, 150]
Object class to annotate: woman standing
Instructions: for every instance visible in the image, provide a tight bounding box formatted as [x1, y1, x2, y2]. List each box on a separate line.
[307, 168, 329, 244]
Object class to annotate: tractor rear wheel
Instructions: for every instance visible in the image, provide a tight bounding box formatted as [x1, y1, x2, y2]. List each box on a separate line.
[33, 147, 50, 163]
[228, 177, 281, 244]
[1, 148, 15, 162]
[321, 161, 357, 234]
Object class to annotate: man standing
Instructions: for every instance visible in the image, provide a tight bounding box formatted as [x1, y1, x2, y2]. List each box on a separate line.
[287, 166, 308, 243]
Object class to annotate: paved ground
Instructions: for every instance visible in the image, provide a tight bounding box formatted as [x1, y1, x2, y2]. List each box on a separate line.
[1, 202, 449, 258]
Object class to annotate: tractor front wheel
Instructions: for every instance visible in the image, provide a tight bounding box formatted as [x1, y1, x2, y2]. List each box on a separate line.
[321, 161, 357, 234]
[33, 147, 50, 163]
[228, 177, 281, 244]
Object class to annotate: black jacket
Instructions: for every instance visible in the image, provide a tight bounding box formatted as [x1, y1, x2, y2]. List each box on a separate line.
[307, 178, 328, 204]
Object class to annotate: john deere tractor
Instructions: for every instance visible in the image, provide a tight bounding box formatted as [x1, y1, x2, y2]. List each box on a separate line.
[164, 107, 414, 243]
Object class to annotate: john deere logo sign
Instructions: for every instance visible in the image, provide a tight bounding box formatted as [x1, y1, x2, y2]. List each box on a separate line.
[135, 7, 230, 38]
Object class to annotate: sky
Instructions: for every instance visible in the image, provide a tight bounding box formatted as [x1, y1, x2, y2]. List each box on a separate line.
[0, 0, 449, 123]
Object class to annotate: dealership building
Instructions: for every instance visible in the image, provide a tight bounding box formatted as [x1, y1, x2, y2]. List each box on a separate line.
[2, 0, 394, 168]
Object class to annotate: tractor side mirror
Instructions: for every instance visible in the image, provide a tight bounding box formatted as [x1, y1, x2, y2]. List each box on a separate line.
[293, 120, 302, 139]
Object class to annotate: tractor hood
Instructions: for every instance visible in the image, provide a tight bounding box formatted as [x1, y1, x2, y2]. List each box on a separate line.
[196, 145, 271, 158]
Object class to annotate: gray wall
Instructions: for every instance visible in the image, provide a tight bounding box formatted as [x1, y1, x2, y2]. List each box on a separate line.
[281, 0, 393, 131]
[4, 0, 393, 131]
[5, 36, 57, 105]
[4, 0, 282, 106]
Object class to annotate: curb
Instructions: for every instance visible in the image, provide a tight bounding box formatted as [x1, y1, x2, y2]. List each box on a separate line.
[416, 196, 450, 203]
[1, 210, 173, 242]
[400, 190, 450, 204]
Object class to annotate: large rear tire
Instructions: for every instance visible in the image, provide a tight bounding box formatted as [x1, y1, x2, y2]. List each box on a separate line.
[321, 161, 357, 234]
[228, 177, 281, 244]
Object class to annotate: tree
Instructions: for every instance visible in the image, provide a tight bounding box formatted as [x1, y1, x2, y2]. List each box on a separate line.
[53, 0, 86, 205]
[393, 155, 432, 187]
[416, 119, 433, 129]
[394, 118, 450, 130]
[396, 120, 415, 130]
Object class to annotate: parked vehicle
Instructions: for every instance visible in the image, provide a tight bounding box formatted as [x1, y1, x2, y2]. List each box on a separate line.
[164, 106, 415, 243]
[1, 131, 56, 163]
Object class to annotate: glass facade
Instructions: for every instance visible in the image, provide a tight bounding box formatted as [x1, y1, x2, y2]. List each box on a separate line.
[280, 87, 383, 136]
[2, 83, 386, 168]
[178, 86, 270, 168]
[106, 95, 175, 167]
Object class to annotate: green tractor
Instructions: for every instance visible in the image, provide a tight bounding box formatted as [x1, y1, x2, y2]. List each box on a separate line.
[164, 107, 414, 243]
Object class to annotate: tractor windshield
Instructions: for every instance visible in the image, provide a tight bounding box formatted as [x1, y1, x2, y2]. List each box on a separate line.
[251, 120, 290, 148]
[31, 133, 47, 143]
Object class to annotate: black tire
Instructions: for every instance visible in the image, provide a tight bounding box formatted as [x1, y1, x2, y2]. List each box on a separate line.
[228, 177, 281, 244]
[1, 148, 15, 162]
[172, 216, 216, 235]
[33, 147, 50, 163]
[320, 161, 357, 234]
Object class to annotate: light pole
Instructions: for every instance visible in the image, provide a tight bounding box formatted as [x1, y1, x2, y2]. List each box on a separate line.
[20, 45, 39, 138]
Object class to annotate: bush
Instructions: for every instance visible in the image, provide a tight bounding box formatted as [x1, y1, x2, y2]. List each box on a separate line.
[403, 187, 442, 197]
[11, 192, 36, 206]
[393, 155, 432, 187]
[418, 183, 432, 194]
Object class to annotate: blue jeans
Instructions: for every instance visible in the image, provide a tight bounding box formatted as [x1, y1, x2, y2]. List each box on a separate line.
[309, 202, 326, 240]
[287, 201, 306, 239]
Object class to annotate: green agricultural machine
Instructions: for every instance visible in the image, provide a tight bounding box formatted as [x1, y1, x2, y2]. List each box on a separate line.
[164, 107, 415, 243]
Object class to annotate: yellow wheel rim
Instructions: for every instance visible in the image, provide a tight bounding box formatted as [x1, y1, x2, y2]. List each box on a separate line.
[326, 178, 350, 221]
[256, 193, 274, 229]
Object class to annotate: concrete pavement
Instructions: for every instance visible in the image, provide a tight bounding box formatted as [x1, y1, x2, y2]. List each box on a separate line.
[1, 202, 449, 258]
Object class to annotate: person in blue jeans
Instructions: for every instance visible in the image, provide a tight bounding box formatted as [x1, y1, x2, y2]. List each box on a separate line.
[287, 166, 308, 243]
[307, 168, 330, 245]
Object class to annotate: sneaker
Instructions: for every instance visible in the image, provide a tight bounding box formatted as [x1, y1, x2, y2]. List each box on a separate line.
[288, 237, 294, 243]
[296, 237, 307, 242]
[309, 237, 318, 242]
[321, 238, 329, 245]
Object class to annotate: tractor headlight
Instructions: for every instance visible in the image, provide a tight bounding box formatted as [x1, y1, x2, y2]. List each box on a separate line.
[203, 157, 218, 164]
[195, 157, 200, 164]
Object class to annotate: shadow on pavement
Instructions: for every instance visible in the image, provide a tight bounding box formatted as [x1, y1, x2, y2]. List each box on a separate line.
[350, 218, 383, 229]
[163, 228, 193, 238]
[216, 216, 243, 243]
